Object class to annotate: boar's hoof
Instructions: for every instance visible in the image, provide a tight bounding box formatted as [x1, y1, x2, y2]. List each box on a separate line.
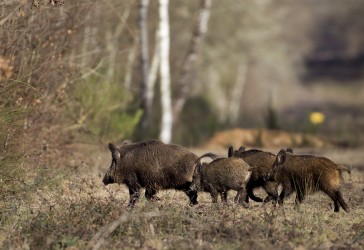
[149, 196, 161, 202]
[241, 201, 249, 208]
[189, 200, 198, 206]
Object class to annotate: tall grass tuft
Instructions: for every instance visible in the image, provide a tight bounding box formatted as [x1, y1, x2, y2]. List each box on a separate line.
[0, 108, 28, 244]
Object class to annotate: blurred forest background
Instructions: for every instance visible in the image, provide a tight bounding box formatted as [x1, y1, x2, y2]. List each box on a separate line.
[1, 0, 364, 248]
[1, 0, 364, 149]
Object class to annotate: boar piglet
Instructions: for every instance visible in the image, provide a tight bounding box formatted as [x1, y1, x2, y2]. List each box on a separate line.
[102, 140, 199, 207]
[191, 153, 253, 207]
[268, 148, 351, 212]
[228, 146, 285, 203]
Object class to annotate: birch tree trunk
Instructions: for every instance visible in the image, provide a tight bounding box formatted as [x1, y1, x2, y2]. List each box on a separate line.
[158, 0, 173, 143]
[139, 0, 151, 128]
[229, 61, 248, 124]
[173, 0, 213, 123]
[123, 43, 137, 105]
[147, 27, 160, 111]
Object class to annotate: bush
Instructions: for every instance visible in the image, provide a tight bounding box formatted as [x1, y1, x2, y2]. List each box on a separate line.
[67, 77, 142, 143]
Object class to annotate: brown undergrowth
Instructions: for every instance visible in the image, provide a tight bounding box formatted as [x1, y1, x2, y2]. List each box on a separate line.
[2, 144, 363, 249]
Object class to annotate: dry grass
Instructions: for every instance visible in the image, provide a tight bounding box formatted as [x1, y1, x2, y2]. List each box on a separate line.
[1, 144, 363, 249]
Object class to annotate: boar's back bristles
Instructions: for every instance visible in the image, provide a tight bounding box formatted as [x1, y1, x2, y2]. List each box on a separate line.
[192, 154, 252, 206]
[228, 146, 280, 203]
[102, 140, 199, 207]
[270, 148, 350, 212]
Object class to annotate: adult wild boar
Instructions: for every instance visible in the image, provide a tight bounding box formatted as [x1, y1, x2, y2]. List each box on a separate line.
[191, 153, 252, 207]
[228, 146, 290, 203]
[102, 140, 199, 206]
[267, 148, 350, 212]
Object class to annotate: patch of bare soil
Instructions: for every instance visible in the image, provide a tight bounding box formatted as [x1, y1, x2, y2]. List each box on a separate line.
[202, 128, 329, 150]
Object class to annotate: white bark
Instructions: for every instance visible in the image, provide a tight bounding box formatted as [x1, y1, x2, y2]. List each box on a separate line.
[147, 27, 160, 110]
[158, 0, 172, 143]
[229, 61, 248, 123]
[124, 44, 137, 93]
[139, 0, 151, 127]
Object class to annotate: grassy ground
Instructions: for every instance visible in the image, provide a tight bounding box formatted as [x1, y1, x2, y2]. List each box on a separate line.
[2, 144, 364, 249]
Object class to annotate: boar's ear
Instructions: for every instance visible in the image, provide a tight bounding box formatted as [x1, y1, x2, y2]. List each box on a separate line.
[194, 163, 203, 175]
[277, 149, 287, 165]
[121, 140, 132, 145]
[238, 146, 246, 151]
[286, 147, 293, 153]
[228, 146, 234, 158]
[108, 143, 120, 161]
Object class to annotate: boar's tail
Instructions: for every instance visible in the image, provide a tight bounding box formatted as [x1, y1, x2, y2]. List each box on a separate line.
[336, 164, 352, 182]
[195, 153, 219, 164]
[336, 164, 351, 175]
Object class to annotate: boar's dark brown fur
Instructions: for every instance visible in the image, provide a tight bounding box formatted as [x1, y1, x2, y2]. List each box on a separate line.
[191, 153, 252, 207]
[102, 140, 199, 206]
[228, 146, 280, 203]
[269, 148, 350, 212]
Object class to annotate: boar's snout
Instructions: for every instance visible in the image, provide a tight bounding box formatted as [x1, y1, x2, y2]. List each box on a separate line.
[102, 174, 114, 186]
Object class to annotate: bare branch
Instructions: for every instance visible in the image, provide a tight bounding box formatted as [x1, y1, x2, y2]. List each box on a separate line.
[88, 212, 161, 250]
[173, 0, 213, 123]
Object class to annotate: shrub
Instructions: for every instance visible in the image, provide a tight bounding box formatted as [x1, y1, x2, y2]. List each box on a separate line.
[67, 77, 142, 143]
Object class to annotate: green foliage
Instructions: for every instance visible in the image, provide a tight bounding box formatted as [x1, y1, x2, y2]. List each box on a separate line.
[69, 78, 142, 142]
[174, 97, 220, 146]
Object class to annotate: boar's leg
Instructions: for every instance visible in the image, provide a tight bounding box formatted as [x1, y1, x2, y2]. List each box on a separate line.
[145, 188, 161, 202]
[209, 185, 219, 203]
[278, 185, 294, 206]
[263, 195, 276, 203]
[263, 181, 279, 203]
[176, 182, 198, 205]
[128, 185, 141, 207]
[326, 190, 349, 213]
[221, 191, 228, 203]
[235, 187, 249, 208]
[185, 189, 198, 205]
[246, 181, 263, 203]
[295, 191, 305, 205]
[336, 191, 349, 212]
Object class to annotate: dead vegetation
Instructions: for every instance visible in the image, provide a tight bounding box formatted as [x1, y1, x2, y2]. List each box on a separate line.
[1, 1, 364, 249]
[203, 128, 330, 149]
[1, 144, 363, 249]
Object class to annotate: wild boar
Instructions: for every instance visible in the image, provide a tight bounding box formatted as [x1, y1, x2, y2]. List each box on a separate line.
[228, 146, 283, 203]
[102, 140, 199, 206]
[191, 153, 252, 207]
[267, 148, 350, 212]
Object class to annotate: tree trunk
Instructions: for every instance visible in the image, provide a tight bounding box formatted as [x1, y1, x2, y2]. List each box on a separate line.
[173, 0, 213, 123]
[158, 0, 173, 143]
[147, 27, 160, 112]
[229, 61, 248, 124]
[139, 0, 151, 128]
[123, 43, 137, 105]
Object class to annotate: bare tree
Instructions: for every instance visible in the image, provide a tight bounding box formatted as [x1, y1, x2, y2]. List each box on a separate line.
[228, 60, 248, 124]
[158, 0, 173, 143]
[173, 0, 213, 123]
[147, 27, 160, 111]
[139, 0, 151, 128]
